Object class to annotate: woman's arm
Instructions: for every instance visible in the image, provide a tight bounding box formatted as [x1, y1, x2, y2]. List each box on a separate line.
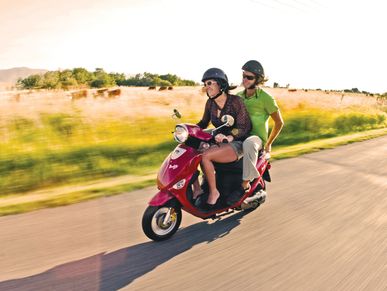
[196, 99, 211, 129]
[230, 96, 252, 140]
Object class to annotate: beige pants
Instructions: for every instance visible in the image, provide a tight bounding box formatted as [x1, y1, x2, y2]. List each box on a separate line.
[242, 135, 263, 181]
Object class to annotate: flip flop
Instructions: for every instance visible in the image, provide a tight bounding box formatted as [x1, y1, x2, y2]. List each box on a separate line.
[192, 190, 204, 200]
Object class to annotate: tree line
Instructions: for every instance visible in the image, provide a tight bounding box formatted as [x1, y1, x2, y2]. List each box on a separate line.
[17, 68, 197, 90]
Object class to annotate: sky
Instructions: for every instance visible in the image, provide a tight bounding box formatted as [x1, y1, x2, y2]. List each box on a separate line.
[0, 0, 386, 92]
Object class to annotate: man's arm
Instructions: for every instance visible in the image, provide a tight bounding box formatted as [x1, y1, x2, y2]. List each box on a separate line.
[265, 110, 284, 152]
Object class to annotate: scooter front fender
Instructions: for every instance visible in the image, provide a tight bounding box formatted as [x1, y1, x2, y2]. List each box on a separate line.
[149, 190, 175, 206]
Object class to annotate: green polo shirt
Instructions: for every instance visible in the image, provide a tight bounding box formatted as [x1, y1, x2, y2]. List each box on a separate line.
[236, 88, 279, 144]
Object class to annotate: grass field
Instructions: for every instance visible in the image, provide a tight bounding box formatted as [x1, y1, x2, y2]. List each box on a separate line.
[0, 86, 386, 199]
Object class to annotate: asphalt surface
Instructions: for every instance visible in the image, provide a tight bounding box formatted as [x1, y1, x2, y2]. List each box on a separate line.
[1, 136, 386, 291]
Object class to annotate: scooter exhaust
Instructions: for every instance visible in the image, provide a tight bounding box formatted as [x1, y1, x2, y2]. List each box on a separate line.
[241, 190, 267, 209]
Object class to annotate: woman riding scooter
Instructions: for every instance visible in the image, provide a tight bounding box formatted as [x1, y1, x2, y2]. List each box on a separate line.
[194, 68, 252, 209]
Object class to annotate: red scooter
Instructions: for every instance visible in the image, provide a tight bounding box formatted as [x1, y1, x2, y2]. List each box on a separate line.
[142, 115, 271, 241]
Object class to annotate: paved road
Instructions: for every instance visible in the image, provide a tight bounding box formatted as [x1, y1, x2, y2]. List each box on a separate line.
[1, 136, 386, 291]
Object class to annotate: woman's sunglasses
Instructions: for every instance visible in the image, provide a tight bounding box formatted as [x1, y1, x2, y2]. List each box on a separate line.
[243, 74, 256, 81]
[204, 80, 217, 86]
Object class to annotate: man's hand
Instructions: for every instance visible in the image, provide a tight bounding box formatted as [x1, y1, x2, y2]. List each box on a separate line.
[264, 143, 272, 153]
[215, 133, 226, 143]
[226, 135, 234, 142]
[215, 134, 234, 143]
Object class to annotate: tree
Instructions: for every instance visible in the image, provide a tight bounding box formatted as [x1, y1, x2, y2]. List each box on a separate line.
[59, 70, 78, 89]
[16, 69, 196, 89]
[160, 74, 179, 85]
[90, 68, 116, 88]
[153, 77, 171, 86]
[109, 72, 126, 86]
[17, 74, 43, 89]
[72, 68, 93, 85]
[180, 79, 196, 86]
[42, 71, 60, 89]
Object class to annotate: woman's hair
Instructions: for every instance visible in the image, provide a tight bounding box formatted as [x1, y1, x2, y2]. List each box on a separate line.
[216, 78, 230, 94]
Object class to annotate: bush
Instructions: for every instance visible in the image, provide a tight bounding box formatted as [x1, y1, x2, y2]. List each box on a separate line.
[333, 113, 384, 133]
[275, 110, 386, 145]
[17, 74, 43, 89]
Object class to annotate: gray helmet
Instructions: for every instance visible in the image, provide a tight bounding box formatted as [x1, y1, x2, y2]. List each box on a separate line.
[242, 60, 264, 77]
[201, 68, 228, 83]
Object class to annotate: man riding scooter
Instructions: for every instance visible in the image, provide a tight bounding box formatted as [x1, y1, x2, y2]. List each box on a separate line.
[236, 60, 284, 194]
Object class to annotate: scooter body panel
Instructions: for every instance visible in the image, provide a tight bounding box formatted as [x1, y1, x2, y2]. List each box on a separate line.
[147, 123, 271, 219]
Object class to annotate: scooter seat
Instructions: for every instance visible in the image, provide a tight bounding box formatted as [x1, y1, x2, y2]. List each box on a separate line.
[213, 158, 243, 173]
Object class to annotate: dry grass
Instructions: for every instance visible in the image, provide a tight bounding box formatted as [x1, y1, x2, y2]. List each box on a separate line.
[0, 86, 382, 124]
[0, 87, 207, 123]
[266, 88, 379, 112]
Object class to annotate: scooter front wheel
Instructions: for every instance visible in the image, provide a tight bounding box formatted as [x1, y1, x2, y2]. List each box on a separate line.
[142, 205, 182, 241]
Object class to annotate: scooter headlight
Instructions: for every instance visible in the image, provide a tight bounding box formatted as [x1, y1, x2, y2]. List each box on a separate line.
[173, 125, 188, 143]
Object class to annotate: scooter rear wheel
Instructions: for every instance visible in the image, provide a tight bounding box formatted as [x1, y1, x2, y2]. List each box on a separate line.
[142, 205, 182, 241]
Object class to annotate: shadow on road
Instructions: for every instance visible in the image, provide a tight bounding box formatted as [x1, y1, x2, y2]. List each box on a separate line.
[0, 210, 252, 291]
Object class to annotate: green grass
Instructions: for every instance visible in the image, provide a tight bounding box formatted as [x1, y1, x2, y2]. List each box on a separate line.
[0, 108, 386, 197]
[275, 108, 386, 145]
[0, 113, 198, 195]
[0, 128, 386, 216]
[272, 127, 387, 160]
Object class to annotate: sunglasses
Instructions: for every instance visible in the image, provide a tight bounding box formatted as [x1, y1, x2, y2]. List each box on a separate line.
[243, 74, 256, 81]
[204, 80, 217, 86]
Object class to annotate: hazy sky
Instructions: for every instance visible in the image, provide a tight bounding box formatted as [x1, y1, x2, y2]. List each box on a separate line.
[1, 0, 386, 92]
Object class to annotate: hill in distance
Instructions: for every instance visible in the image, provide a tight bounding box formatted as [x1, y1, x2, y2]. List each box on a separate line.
[0, 67, 47, 84]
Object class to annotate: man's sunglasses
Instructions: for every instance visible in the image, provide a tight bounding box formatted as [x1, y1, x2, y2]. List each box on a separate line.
[204, 80, 217, 86]
[243, 74, 256, 81]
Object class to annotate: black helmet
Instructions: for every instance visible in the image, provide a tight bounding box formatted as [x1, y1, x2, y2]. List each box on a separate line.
[201, 68, 229, 98]
[201, 67, 229, 95]
[242, 60, 264, 77]
[201, 68, 228, 83]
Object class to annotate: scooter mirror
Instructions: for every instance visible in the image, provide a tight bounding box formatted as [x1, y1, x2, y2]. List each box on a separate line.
[221, 115, 234, 127]
[172, 109, 182, 119]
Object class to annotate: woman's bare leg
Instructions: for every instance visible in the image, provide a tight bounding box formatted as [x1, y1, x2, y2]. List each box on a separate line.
[192, 178, 203, 199]
[201, 144, 238, 205]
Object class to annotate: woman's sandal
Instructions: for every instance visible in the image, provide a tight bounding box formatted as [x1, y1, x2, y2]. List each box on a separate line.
[202, 197, 220, 211]
[192, 190, 204, 200]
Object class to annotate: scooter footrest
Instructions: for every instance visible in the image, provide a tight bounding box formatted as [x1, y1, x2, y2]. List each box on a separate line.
[226, 187, 245, 206]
